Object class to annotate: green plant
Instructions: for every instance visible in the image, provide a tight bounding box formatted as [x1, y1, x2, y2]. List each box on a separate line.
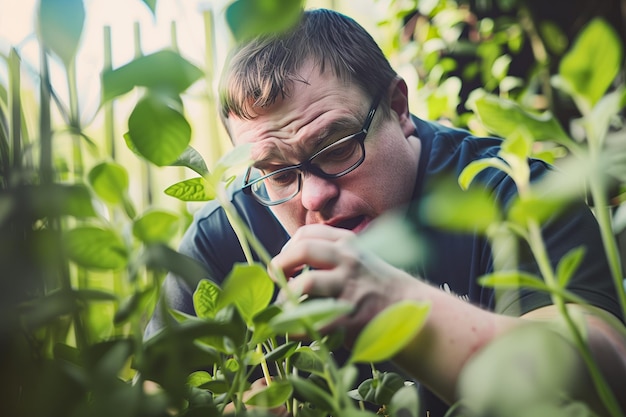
[2, 0, 625, 416]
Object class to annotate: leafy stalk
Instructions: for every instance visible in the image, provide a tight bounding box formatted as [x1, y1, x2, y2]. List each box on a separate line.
[525, 219, 623, 417]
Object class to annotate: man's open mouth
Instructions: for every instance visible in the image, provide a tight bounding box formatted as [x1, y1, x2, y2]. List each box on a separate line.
[334, 215, 365, 231]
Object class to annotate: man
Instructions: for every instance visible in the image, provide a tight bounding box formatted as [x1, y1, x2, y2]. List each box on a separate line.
[146, 8, 626, 416]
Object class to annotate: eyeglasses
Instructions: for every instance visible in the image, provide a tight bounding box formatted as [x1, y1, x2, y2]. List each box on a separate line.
[242, 93, 382, 206]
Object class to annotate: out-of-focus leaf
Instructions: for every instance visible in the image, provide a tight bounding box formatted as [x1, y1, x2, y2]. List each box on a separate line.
[101, 50, 203, 102]
[245, 379, 293, 408]
[556, 247, 585, 288]
[127, 93, 192, 166]
[226, 0, 304, 43]
[164, 177, 213, 201]
[19, 289, 80, 329]
[265, 340, 299, 362]
[139, 243, 209, 291]
[132, 209, 179, 243]
[350, 301, 430, 364]
[419, 177, 501, 233]
[63, 226, 128, 270]
[114, 287, 155, 325]
[459, 157, 512, 190]
[88, 161, 128, 205]
[587, 87, 625, 146]
[169, 146, 210, 177]
[557, 18, 622, 109]
[9, 184, 96, 219]
[457, 324, 585, 416]
[471, 95, 572, 146]
[37, 0, 85, 66]
[270, 298, 353, 335]
[478, 271, 549, 292]
[142, 0, 157, 16]
[218, 263, 274, 324]
[506, 193, 570, 226]
[388, 385, 420, 417]
[291, 346, 324, 375]
[289, 376, 335, 412]
[354, 213, 425, 271]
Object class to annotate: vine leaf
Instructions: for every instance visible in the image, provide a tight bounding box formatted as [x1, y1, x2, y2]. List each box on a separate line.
[349, 300, 431, 364]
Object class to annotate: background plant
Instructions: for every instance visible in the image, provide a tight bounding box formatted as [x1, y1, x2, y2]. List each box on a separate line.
[1, 0, 625, 416]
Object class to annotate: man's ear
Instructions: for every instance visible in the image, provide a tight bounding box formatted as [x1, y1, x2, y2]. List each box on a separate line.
[388, 77, 414, 137]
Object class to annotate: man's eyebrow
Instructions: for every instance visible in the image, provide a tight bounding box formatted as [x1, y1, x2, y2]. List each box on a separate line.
[253, 116, 361, 166]
[313, 117, 361, 149]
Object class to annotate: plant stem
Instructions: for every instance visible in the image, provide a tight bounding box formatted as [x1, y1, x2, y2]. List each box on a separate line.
[9, 48, 21, 180]
[589, 171, 626, 321]
[103, 26, 116, 160]
[527, 220, 623, 417]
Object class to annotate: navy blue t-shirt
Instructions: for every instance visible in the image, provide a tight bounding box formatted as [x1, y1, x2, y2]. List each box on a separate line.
[145, 116, 622, 416]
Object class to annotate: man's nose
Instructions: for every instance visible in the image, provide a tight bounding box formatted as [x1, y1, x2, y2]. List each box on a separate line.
[299, 173, 339, 212]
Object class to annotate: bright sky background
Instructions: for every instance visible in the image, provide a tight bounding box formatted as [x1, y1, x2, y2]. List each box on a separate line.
[0, 0, 236, 119]
[0, 0, 384, 118]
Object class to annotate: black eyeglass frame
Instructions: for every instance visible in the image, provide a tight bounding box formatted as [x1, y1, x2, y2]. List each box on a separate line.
[242, 93, 382, 206]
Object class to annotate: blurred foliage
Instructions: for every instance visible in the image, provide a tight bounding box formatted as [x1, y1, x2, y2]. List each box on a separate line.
[0, 0, 625, 416]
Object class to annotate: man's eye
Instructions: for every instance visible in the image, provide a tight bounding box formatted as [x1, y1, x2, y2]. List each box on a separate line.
[322, 140, 358, 161]
[267, 170, 298, 186]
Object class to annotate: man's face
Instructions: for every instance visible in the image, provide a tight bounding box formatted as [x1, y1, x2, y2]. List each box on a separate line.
[228, 61, 420, 236]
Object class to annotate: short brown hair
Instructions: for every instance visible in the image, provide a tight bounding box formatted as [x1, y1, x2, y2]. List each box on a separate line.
[219, 8, 397, 121]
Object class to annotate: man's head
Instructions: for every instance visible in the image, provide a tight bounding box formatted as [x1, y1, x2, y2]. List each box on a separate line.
[220, 8, 397, 120]
[219, 9, 420, 235]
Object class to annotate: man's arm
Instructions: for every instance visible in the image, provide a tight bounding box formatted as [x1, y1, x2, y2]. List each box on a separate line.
[272, 224, 626, 415]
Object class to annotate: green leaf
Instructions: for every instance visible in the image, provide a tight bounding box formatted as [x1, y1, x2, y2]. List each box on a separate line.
[291, 346, 325, 375]
[458, 157, 512, 190]
[558, 18, 623, 109]
[374, 372, 408, 405]
[214, 143, 253, 180]
[556, 246, 585, 288]
[457, 324, 587, 416]
[101, 50, 203, 102]
[164, 177, 213, 201]
[350, 300, 430, 364]
[226, 0, 304, 43]
[88, 161, 129, 205]
[63, 226, 128, 270]
[37, 0, 85, 66]
[245, 379, 293, 408]
[141, 0, 157, 16]
[478, 271, 549, 291]
[506, 193, 570, 226]
[472, 95, 572, 146]
[193, 279, 222, 319]
[218, 263, 274, 324]
[169, 146, 210, 177]
[420, 177, 501, 233]
[269, 298, 354, 335]
[289, 376, 336, 412]
[188, 371, 212, 388]
[114, 287, 155, 325]
[353, 214, 425, 271]
[132, 209, 179, 243]
[8, 184, 96, 219]
[265, 340, 299, 362]
[388, 385, 420, 417]
[587, 87, 626, 145]
[19, 289, 80, 329]
[127, 93, 192, 166]
[139, 243, 209, 291]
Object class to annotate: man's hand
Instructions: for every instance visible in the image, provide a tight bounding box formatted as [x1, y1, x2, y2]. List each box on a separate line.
[271, 224, 417, 344]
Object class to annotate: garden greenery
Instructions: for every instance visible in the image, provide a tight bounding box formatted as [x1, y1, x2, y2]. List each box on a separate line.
[1, 0, 625, 416]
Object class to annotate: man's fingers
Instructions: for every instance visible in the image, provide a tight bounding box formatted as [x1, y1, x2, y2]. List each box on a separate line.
[272, 239, 340, 279]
